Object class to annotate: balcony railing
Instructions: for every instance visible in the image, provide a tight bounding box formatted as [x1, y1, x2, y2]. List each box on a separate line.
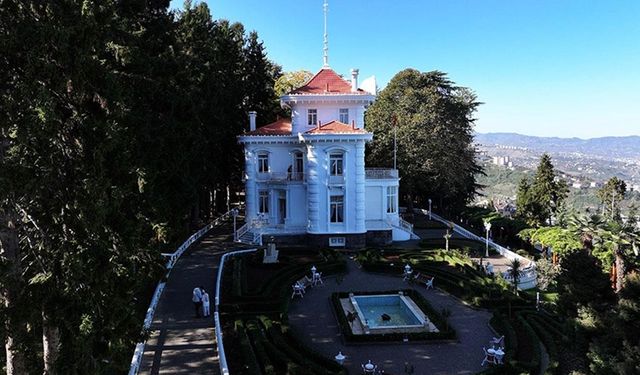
[365, 168, 399, 179]
[256, 172, 304, 182]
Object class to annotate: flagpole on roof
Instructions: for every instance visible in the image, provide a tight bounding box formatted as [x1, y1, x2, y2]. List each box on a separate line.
[393, 116, 397, 170]
[323, 0, 329, 68]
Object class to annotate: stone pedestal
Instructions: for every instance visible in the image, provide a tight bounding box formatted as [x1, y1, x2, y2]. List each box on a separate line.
[263, 243, 279, 263]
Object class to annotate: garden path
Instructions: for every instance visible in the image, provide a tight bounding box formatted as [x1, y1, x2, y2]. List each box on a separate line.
[137, 224, 235, 375]
[288, 259, 495, 375]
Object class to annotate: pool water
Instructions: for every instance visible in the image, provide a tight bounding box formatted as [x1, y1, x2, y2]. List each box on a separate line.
[352, 295, 422, 328]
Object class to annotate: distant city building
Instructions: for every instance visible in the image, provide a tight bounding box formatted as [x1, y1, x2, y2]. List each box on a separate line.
[492, 156, 510, 166]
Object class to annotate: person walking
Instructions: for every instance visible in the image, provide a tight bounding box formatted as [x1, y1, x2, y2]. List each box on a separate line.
[192, 286, 203, 318]
[202, 289, 210, 317]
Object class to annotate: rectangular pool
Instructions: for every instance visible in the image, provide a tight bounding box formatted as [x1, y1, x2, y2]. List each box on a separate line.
[349, 294, 427, 333]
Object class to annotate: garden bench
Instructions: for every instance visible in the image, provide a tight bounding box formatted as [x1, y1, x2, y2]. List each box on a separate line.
[411, 272, 435, 290]
[295, 275, 313, 290]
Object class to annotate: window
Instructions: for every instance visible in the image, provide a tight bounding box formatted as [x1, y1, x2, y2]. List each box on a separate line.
[330, 195, 344, 223]
[259, 190, 269, 213]
[329, 237, 346, 247]
[257, 153, 269, 173]
[339, 108, 349, 124]
[329, 153, 343, 176]
[387, 186, 398, 213]
[293, 151, 304, 180]
[307, 109, 317, 126]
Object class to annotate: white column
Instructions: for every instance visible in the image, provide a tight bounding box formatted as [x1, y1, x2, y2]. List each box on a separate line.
[306, 144, 320, 232]
[355, 142, 366, 233]
[244, 150, 256, 221]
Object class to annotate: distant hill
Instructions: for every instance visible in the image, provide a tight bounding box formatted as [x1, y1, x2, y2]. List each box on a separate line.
[474, 132, 640, 160]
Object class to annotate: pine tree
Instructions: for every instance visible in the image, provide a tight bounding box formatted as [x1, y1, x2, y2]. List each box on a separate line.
[597, 177, 627, 220]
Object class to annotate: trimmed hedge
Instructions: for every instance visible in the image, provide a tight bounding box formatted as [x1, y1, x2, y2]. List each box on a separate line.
[224, 251, 349, 375]
[233, 320, 262, 375]
[260, 316, 346, 375]
[515, 313, 542, 375]
[331, 289, 456, 343]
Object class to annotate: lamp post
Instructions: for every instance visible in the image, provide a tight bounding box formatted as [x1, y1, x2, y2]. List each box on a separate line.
[231, 208, 239, 241]
[428, 198, 432, 220]
[484, 221, 492, 258]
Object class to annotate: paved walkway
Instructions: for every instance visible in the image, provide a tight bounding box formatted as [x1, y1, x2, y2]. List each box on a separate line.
[138, 225, 235, 375]
[288, 259, 495, 375]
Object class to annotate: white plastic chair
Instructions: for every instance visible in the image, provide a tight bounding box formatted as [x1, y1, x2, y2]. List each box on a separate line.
[362, 360, 377, 373]
[481, 347, 496, 366]
[491, 335, 504, 348]
[425, 277, 434, 290]
[313, 272, 323, 286]
[291, 284, 304, 299]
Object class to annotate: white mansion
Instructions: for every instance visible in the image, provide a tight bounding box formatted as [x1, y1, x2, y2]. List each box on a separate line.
[236, 67, 417, 248]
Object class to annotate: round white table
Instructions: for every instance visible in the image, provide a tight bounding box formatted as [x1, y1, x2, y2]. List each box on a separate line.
[363, 363, 376, 373]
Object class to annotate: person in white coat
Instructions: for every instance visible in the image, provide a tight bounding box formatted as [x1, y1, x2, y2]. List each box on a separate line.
[202, 289, 210, 317]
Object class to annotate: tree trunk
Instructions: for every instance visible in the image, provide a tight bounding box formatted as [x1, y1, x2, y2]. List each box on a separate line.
[1, 212, 27, 375]
[615, 250, 625, 293]
[42, 309, 60, 375]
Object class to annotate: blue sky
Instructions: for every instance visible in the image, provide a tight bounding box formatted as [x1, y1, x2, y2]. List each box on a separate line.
[170, 0, 640, 138]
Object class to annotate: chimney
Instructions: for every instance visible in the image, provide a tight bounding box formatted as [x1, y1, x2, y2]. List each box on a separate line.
[350, 68, 359, 92]
[351, 120, 355, 130]
[317, 120, 321, 130]
[248, 111, 257, 131]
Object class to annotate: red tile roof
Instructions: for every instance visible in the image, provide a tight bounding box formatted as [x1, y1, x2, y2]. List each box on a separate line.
[291, 68, 370, 95]
[244, 118, 292, 136]
[305, 120, 368, 134]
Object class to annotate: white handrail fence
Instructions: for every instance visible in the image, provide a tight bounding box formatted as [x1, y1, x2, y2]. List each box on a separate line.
[128, 208, 236, 375]
[417, 209, 537, 289]
[215, 248, 258, 375]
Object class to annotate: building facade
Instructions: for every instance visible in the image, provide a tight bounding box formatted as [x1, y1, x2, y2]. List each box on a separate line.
[237, 67, 416, 248]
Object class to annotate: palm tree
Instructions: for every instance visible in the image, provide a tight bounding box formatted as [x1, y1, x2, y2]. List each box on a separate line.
[507, 258, 522, 292]
[600, 220, 639, 292]
[568, 213, 606, 256]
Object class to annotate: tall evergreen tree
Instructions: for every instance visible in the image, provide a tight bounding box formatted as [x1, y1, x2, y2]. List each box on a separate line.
[531, 153, 568, 225]
[516, 154, 568, 226]
[365, 69, 482, 214]
[597, 177, 627, 220]
[1, 0, 280, 372]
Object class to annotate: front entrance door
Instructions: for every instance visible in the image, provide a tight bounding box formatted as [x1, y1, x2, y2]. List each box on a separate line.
[278, 193, 287, 225]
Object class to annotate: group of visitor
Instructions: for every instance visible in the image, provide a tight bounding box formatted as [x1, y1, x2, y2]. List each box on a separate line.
[192, 286, 210, 318]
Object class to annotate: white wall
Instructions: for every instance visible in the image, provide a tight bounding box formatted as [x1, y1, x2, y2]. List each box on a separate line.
[365, 179, 399, 225]
[292, 103, 363, 133]
[365, 186, 383, 220]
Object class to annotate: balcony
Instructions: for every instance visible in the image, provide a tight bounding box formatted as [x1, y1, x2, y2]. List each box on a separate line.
[256, 172, 304, 182]
[365, 168, 399, 179]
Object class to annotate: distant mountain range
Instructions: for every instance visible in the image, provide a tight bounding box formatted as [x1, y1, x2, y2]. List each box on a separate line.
[474, 132, 640, 160]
